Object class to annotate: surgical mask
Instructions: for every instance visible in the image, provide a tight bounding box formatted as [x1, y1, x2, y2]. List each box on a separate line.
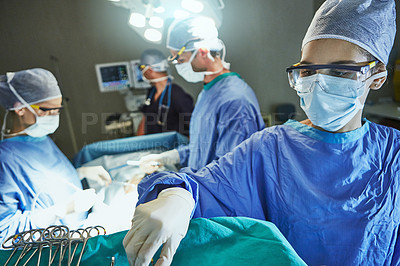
[175, 50, 223, 83]
[141, 66, 170, 83]
[295, 71, 387, 132]
[24, 114, 59, 137]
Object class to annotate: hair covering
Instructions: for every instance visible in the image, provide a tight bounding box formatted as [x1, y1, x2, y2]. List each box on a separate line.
[167, 16, 223, 52]
[140, 49, 169, 72]
[0, 68, 61, 110]
[302, 0, 396, 65]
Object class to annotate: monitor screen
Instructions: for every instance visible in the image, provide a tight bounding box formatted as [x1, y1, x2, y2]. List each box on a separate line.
[95, 62, 133, 92]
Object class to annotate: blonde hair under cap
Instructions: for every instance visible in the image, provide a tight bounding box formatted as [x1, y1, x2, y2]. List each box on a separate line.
[0, 68, 61, 110]
[302, 0, 396, 65]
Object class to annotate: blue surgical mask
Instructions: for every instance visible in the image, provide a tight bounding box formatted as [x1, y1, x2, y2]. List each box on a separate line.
[295, 71, 387, 132]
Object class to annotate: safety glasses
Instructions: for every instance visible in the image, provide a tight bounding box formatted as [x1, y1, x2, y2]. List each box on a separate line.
[30, 104, 64, 115]
[167, 38, 203, 64]
[286, 60, 378, 88]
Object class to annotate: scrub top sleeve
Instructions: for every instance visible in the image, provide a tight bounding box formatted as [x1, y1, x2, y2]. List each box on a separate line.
[137, 130, 268, 220]
[181, 133, 267, 219]
[177, 144, 190, 167]
[215, 102, 261, 158]
[137, 171, 200, 217]
[0, 163, 33, 242]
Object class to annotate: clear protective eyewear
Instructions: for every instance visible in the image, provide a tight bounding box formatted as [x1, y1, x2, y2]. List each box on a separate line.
[167, 38, 203, 64]
[286, 60, 378, 89]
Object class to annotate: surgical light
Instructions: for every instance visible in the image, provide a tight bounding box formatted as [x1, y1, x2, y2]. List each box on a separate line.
[129, 12, 146, 28]
[173, 10, 190, 19]
[149, 16, 164, 28]
[144, 29, 162, 42]
[154, 6, 165, 13]
[181, 0, 204, 13]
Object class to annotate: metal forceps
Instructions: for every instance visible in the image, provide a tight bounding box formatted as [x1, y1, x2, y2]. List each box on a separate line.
[75, 226, 106, 266]
[2, 232, 25, 265]
[44, 225, 70, 265]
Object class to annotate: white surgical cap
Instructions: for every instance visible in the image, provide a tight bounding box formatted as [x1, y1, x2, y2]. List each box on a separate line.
[0, 68, 61, 110]
[140, 49, 169, 72]
[167, 16, 223, 52]
[302, 0, 396, 65]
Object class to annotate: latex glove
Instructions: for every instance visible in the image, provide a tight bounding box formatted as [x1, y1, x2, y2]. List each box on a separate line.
[139, 149, 180, 174]
[123, 187, 195, 266]
[31, 189, 99, 227]
[54, 188, 99, 216]
[77, 166, 112, 190]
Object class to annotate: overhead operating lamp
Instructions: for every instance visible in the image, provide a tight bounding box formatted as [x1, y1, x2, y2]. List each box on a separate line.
[107, 0, 224, 44]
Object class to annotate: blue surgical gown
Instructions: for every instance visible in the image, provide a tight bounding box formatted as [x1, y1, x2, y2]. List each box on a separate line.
[0, 136, 86, 244]
[137, 119, 400, 265]
[177, 73, 264, 170]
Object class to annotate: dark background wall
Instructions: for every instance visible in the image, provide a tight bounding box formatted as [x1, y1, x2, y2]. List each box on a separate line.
[0, 0, 398, 158]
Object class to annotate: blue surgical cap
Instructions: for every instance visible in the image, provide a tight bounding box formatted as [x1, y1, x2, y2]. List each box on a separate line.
[140, 49, 169, 72]
[0, 68, 61, 110]
[302, 0, 396, 65]
[167, 16, 223, 52]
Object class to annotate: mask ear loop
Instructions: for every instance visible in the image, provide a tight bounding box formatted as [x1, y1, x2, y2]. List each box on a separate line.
[1, 110, 9, 141]
[3, 72, 40, 138]
[356, 70, 388, 110]
[219, 39, 231, 70]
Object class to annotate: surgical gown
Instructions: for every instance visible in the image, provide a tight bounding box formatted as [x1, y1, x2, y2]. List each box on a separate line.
[177, 73, 264, 170]
[0, 136, 86, 244]
[137, 119, 400, 265]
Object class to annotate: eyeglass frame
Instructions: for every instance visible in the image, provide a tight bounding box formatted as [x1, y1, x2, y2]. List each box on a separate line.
[286, 60, 378, 75]
[285, 60, 379, 87]
[167, 38, 203, 64]
[30, 104, 64, 115]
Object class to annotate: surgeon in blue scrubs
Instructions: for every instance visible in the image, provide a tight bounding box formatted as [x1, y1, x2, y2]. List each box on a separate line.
[123, 1, 400, 265]
[0, 68, 111, 243]
[139, 16, 265, 173]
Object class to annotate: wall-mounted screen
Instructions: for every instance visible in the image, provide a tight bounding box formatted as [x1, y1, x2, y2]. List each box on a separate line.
[95, 62, 133, 92]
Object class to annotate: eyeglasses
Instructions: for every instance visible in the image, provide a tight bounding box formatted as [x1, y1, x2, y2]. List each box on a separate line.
[167, 38, 203, 64]
[286, 60, 378, 88]
[30, 104, 64, 115]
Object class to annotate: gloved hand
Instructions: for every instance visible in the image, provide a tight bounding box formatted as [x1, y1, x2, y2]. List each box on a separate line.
[139, 149, 180, 174]
[54, 188, 99, 217]
[123, 187, 195, 266]
[77, 166, 112, 191]
[31, 189, 99, 227]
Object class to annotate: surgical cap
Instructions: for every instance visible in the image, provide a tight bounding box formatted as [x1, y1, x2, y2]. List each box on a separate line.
[302, 0, 396, 65]
[0, 68, 61, 110]
[140, 49, 169, 72]
[167, 16, 223, 52]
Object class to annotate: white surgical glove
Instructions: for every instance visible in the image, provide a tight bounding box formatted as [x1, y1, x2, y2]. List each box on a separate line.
[31, 189, 99, 227]
[77, 166, 112, 191]
[123, 187, 195, 266]
[139, 149, 180, 174]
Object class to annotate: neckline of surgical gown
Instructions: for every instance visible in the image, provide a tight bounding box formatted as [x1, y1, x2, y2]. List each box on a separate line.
[203, 72, 240, 91]
[1, 135, 47, 143]
[284, 118, 370, 143]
